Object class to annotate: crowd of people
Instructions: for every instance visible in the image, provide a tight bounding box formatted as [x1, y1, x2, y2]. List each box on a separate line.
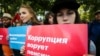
[0, 0, 100, 56]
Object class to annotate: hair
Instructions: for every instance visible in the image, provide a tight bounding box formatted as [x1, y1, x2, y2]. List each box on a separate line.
[53, 9, 80, 24]
[19, 4, 40, 25]
[44, 12, 54, 24]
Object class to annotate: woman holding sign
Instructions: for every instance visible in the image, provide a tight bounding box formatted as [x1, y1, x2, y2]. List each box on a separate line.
[20, 0, 95, 56]
[12, 4, 40, 56]
[51, 0, 96, 56]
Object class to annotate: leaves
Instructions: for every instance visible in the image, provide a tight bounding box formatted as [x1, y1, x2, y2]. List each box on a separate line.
[77, 0, 100, 21]
[0, 0, 55, 16]
[0, 0, 99, 21]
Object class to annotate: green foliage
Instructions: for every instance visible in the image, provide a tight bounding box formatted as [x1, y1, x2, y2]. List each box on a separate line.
[77, 0, 100, 21]
[0, 0, 99, 21]
[0, 0, 55, 16]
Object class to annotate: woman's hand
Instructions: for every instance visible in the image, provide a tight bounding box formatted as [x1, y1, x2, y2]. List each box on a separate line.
[20, 45, 25, 56]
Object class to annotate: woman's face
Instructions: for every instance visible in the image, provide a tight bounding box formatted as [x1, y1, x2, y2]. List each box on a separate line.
[48, 15, 53, 24]
[56, 9, 76, 24]
[19, 8, 32, 23]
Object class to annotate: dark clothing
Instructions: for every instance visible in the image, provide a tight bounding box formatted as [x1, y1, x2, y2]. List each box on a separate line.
[88, 20, 100, 44]
[96, 35, 100, 56]
[88, 20, 100, 56]
[0, 24, 3, 27]
[12, 49, 23, 56]
[0, 44, 4, 56]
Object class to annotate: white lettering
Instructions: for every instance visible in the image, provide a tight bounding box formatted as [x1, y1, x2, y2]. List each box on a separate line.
[10, 41, 25, 44]
[9, 34, 26, 37]
[0, 35, 3, 37]
[27, 43, 48, 51]
[27, 50, 50, 56]
[0, 35, 3, 40]
[28, 35, 68, 44]
[62, 38, 68, 44]
[0, 38, 2, 40]
[10, 37, 17, 40]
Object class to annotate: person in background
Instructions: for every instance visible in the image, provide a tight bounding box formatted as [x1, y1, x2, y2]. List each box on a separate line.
[44, 12, 54, 25]
[2, 13, 12, 28]
[95, 10, 100, 56]
[88, 10, 100, 56]
[1, 13, 13, 56]
[51, 0, 95, 56]
[89, 10, 100, 43]
[13, 4, 40, 56]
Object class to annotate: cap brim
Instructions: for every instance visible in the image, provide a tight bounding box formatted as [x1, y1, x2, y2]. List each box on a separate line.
[2, 16, 12, 20]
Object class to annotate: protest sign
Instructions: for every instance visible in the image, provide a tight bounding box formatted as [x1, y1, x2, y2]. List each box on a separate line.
[9, 26, 28, 50]
[0, 28, 8, 45]
[25, 24, 88, 56]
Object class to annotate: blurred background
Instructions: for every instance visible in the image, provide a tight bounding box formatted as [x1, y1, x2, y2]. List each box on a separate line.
[0, 0, 100, 22]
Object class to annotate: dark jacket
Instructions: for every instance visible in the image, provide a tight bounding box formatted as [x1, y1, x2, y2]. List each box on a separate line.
[88, 20, 100, 44]
[88, 20, 100, 56]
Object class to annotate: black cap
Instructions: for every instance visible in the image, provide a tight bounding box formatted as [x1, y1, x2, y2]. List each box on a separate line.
[51, 0, 80, 13]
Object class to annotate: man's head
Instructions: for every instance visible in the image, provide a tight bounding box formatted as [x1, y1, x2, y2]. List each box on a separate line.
[95, 10, 100, 20]
[2, 13, 12, 28]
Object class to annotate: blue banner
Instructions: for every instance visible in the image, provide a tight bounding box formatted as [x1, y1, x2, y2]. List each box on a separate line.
[8, 26, 28, 50]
